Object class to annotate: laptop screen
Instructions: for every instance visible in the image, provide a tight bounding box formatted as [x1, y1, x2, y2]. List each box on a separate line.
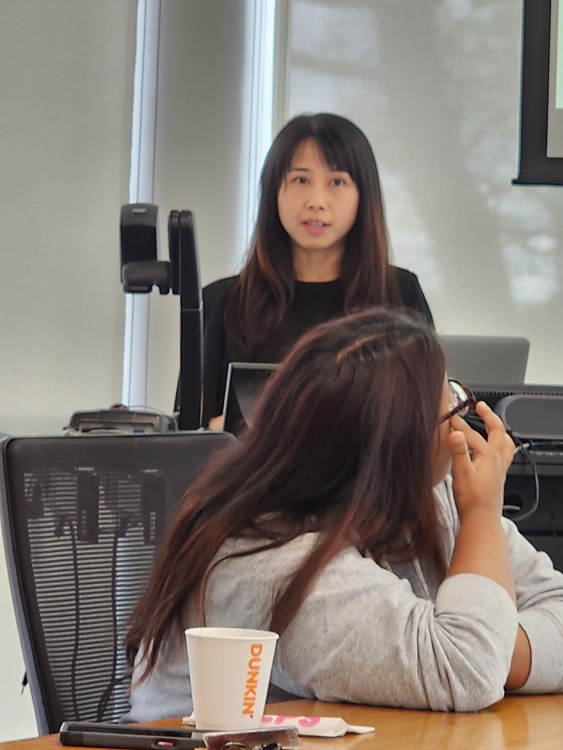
[222, 362, 278, 435]
[440, 335, 530, 384]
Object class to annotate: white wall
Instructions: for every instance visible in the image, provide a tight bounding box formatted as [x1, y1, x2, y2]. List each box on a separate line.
[143, 0, 258, 413]
[0, 0, 136, 739]
[0, 1, 136, 436]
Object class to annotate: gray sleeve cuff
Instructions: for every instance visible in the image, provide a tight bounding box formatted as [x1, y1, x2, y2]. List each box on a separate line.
[516, 609, 563, 694]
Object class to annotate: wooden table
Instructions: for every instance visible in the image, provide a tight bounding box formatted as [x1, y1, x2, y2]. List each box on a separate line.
[2, 696, 563, 750]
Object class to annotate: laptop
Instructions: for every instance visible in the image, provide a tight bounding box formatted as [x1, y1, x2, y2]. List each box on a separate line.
[221, 334, 531, 435]
[440, 334, 530, 385]
[222, 362, 278, 435]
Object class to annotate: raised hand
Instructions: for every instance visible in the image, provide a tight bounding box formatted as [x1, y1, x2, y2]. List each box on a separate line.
[448, 401, 515, 522]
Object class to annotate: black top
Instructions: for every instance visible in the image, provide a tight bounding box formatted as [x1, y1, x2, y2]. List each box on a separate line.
[201, 267, 434, 425]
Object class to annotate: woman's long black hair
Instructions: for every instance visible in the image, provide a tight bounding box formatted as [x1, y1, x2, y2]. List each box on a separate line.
[127, 308, 446, 680]
[225, 113, 402, 358]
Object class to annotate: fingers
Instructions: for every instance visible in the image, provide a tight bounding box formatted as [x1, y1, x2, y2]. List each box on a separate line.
[447, 403, 516, 521]
[450, 403, 514, 472]
[475, 401, 506, 438]
[474, 401, 515, 470]
[450, 402, 503, 444]
[448, 429, 474, 478]
[449, 429, 469, 455]
[450, 413, 487, 455]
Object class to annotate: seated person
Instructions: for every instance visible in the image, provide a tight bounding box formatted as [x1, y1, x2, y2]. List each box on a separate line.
[126, 308, 563, 718]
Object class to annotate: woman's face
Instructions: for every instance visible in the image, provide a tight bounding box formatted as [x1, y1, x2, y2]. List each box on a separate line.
[277, 138, 360, 270]
[432, 375, 454, 486]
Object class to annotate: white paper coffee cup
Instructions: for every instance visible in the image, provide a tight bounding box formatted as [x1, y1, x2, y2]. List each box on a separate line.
[185, 627, 279, 730]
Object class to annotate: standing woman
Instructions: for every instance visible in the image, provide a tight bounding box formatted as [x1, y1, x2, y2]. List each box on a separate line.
[202, 112, 433, 428]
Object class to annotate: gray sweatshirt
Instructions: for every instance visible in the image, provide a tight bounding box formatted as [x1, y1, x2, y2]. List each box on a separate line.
[125, 477, 563, 719]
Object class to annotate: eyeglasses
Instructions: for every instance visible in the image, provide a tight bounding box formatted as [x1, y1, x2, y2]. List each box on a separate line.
[439, 379, 477, 424]
[203, 728, 300, 750]
[221, 743, 282, 750]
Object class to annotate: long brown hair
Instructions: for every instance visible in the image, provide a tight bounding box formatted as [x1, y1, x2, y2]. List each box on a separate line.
[226, 113, 402, 358]
[126, 308, 445, 679]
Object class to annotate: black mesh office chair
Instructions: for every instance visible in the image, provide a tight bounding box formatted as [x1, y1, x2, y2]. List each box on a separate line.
[0, 431, 234, 735]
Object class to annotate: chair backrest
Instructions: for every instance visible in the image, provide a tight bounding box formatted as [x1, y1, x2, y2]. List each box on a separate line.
[0, 430, 234, 735]
[440, 334, 530, 384]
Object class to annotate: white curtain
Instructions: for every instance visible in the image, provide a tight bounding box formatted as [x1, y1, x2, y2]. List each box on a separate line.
[275, 0, 563, 386]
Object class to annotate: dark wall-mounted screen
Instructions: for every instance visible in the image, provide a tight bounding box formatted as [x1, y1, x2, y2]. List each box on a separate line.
[547, 0, 563, 156]
[515, 0, 563, 185]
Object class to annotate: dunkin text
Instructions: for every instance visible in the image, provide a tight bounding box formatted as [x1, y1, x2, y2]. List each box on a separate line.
[242, 644, 263, 716]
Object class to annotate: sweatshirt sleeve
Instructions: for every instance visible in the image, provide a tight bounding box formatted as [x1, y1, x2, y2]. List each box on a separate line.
[502, 517, 563, 694]
[271, 545, 518, 713]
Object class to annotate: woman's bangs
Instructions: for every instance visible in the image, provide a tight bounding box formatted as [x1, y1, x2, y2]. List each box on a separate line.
[316, 133, 356, 179]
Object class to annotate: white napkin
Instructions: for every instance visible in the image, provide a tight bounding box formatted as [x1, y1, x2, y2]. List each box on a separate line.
[182, 714, 375, 737]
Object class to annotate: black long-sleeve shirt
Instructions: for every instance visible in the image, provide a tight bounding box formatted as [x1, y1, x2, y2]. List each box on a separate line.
[201, 267, 434, 426]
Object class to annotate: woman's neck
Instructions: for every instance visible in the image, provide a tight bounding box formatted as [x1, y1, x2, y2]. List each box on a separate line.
[292, 247, 342, 282]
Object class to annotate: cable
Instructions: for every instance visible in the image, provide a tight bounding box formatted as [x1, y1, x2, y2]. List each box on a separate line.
[504, 435, 540, 522]
[96, 523, 120, 720]
[456, 414, 544, 523]
[520, 440, 563, 453]
[69, 520, 81, 720]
